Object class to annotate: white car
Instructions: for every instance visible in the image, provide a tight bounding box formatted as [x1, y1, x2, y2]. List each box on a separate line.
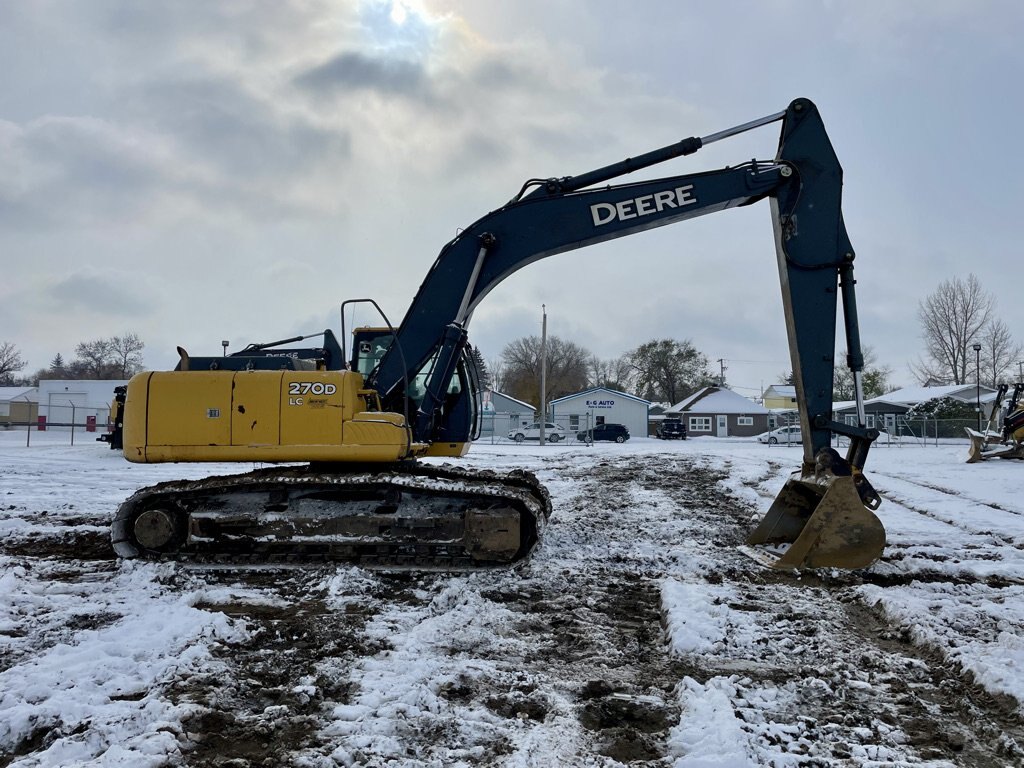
[508, 422, 567, 443]
[757, 425, 802, 445]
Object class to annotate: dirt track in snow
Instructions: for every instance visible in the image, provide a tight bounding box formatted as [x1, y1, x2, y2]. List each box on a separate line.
[2, 450, 1024, 767]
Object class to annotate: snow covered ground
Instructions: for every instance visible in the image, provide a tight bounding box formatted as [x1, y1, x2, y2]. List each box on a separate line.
[1, 430, 1023, 766]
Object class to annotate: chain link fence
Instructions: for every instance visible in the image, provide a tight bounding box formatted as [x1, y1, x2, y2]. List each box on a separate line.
[884, 418, 979, 445]
[832, 417, 979, 448]
[476, 413, 594, 444]
[2, 405, 114, 446]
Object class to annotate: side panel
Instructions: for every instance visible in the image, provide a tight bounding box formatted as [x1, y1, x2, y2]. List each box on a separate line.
[123, 370, 415, 463]
[279, 371, 352, 446]
[122, 372, 153, 461]
[148, 371, 232, 447]
[229, 372, 283, 446]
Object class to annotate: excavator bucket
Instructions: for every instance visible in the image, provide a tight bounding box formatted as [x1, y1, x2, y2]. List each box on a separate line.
[745, 474, 885, 569]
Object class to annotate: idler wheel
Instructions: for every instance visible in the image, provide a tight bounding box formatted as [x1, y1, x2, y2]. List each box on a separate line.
[133, 507, 182, 551]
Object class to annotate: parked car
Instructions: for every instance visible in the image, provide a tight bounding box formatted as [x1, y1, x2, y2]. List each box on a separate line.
[757, 425, 802, 444]
[508, 422, 568, 443]
[577, 423, 630, 443]
[656, 420, 687, 440]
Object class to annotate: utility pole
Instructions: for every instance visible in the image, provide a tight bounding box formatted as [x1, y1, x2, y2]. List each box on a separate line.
[716, 358, 727, 387]
[1018, 360, 1023, 382]
[539, 304, 547, 446]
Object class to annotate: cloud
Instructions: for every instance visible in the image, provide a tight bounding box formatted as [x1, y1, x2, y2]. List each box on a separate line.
[294, 51, 431, 99]
[45, 272, 155, 317]
[3, 0, 1021, 390]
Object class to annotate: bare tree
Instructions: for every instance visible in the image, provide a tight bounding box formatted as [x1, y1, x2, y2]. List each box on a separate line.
[0, 342, 26, 384]
[587, 354, 634, 392]
[833, 346, 893, 401]
[487, 357, 506, 392]
[979, 317, 1022, 387]
[72, 339, 113, 378]
[628, 338, 713, 404]
[108, 333, 146, 378]
[66, 334, 146, 379]
[500, 335, 590, 406]
[912, 274, 995, 385]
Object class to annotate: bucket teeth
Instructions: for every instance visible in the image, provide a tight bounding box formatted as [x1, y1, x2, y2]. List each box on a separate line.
[746, 449, 885, 570]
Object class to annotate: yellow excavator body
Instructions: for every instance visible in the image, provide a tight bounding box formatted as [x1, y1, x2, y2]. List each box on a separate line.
[122, 370, 424, 464]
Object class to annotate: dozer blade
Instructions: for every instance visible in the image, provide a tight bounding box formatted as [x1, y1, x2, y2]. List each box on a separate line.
[745, 474, 885, 569]
[966, 428, 997, 463]
[964, 428, 1024, 463]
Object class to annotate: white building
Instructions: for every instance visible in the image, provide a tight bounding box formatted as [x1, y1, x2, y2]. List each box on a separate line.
[38, 379, 128, 428]
[475, 390, 536, 439]
[549, 387, 650, 438]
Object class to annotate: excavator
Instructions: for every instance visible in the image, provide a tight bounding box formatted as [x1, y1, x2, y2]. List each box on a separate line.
[966, 383, 1024, 462]
[105, 97, 886, 570]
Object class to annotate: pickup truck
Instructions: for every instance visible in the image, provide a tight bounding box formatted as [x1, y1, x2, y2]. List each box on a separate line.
[656, 420, 687, 440]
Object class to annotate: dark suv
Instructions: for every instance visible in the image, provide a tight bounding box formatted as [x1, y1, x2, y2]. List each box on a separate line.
[656, 420, 686, 440]
[577, 423, 630, 443]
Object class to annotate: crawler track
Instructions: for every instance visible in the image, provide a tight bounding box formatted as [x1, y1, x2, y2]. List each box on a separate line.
[111, 463, 550, 568]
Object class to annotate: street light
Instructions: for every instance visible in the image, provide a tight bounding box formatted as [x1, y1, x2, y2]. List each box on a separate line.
[973, 343, 982, 431]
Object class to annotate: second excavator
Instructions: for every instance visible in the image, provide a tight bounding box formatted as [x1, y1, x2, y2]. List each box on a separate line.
[966, 383, 1024, 463]
[104, 97, 886, 570]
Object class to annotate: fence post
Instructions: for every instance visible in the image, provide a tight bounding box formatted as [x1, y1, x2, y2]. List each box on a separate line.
[21, 395, 31, 447]
[70, 402, 76, 446]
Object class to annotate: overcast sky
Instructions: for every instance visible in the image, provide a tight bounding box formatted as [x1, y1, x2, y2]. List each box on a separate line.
[2, 0, 1022, 398]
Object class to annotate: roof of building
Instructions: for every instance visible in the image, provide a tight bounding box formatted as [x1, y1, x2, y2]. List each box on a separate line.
[549, 387, 650, 406]
[874, 384, 996, 405]
[0, 387, 38, 403]
[763, 384, 796, 398]
[667, 386, 769, 415]
[480, 390, 535, 411]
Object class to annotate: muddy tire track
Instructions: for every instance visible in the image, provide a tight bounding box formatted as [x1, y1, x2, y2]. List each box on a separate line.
[630, 454, 1024, 766]
[162, 567, 391, 767]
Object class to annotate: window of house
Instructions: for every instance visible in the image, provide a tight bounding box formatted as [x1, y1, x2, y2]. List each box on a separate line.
[737, 416, 753, 426]
[596, 416, 605, 426]
[569, 415, 580, 430]
[689, 416, 712, 432]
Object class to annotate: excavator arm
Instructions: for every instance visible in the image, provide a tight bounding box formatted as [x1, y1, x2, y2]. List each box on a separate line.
[372, 99, 876, 470]
[365, 97, 886, 569]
